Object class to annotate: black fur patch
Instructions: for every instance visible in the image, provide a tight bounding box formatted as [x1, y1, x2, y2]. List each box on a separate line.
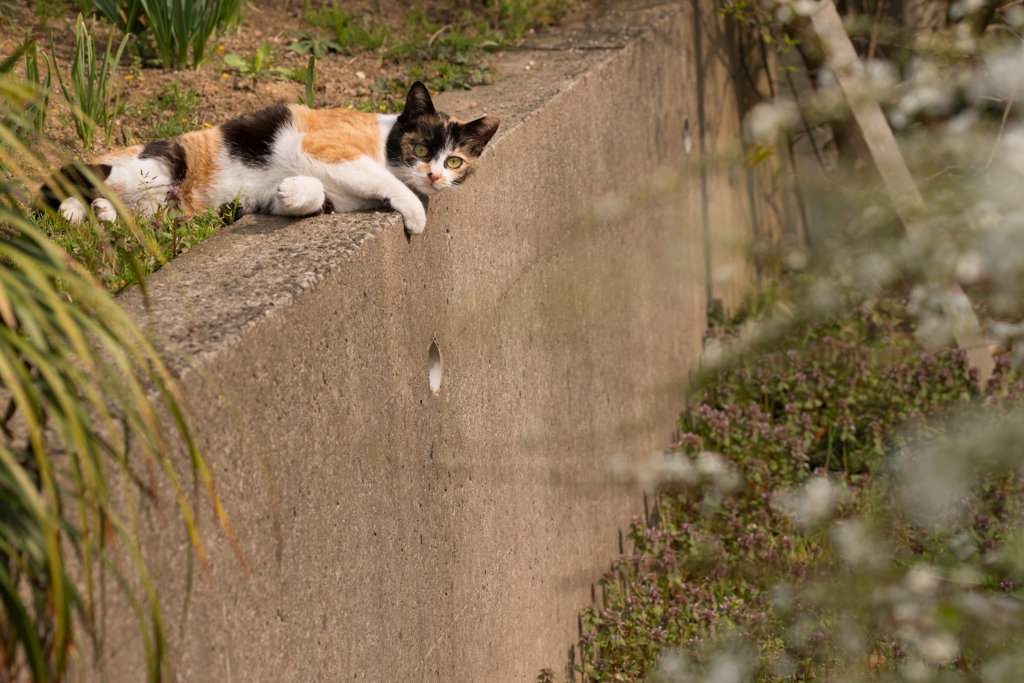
[321, 196, 334, 214]
[386, 112, 458, 165]
[250, 199, 274, 215]
[221, 105, 292, 168]
[140, 139, 188, 185]
[39, 163, 111, 210]
[455, 116, 500, 156]
[399, 82, 436, 120]
[388, 82, 450, 166]
[218, 198, 274, 222]
[385, 83, 498, 171]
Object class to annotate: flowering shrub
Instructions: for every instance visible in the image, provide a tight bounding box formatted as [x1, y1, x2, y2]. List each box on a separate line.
[550, 0, 1024, 677]
[566, 300, 1024, 682]
[682, 302, 978, 481]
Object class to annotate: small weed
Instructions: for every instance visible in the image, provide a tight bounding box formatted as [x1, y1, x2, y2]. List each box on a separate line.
[53, 14, 129, 149]
[287, 30, 344, 57]
[301, 55, 315, 108]
[222, 42, 273, 78]
[121, 83, 200, 141]
[352, 95, 399, 114]
[304, 5, 391, 53]
[476, 0, 573, 41]
[41, 205, 225, 293]
[223, 43, 301, 83]
[274, 65, 307, 83]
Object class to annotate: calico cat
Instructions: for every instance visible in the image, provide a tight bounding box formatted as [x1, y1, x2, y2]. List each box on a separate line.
[41, 81, 500, 235]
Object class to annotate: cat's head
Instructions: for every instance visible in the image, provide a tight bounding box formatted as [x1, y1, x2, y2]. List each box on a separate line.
[386, 82, 500, 197]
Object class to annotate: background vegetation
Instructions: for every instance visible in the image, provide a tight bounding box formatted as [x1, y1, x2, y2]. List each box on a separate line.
[0, 48, 239, 681]
[543, 0, 1024, 681]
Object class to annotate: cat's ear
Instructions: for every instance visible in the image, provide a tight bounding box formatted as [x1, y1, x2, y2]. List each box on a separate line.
[459, 116, 501, 156]
[399, 82, 435, 120]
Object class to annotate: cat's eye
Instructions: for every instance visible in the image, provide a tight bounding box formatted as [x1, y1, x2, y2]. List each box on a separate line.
[445, 156, 463, 169]
[414, 144, 429, 158]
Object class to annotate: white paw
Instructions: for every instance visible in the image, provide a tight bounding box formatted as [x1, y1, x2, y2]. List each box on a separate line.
[393, 196, 427, 235]
[59, 197, 86, 224]
[92, 198, 118, 223]
[277, 176, 325, 216]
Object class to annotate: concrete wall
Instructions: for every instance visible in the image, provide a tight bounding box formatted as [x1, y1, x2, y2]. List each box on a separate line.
[110, 2, 778, 680]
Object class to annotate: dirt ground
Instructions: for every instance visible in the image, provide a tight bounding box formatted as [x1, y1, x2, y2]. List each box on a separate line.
[0, 0, 590, 162]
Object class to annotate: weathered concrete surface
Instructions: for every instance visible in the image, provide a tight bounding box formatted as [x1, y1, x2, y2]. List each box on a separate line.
[110, 1, 776, 680]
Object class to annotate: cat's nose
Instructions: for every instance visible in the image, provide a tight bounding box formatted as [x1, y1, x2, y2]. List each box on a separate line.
[428, 172, 442, 183]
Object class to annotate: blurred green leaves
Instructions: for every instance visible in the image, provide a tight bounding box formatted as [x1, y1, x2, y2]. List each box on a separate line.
[0, 39, 236, 682]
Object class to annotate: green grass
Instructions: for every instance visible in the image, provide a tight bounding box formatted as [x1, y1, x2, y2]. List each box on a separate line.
[303, 5, 392, 53]
[119, 82, 201, 141]
[40, 206, 224, 293]
[473, 0, 573, 41]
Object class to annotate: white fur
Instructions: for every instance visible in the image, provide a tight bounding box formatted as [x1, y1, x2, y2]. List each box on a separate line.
[104, 157, 173, 217]
[325, 157, 427, 234]
[378, 115, 398, 162]
[59, 197, 86, 224]
[92, 198, 117, 223]
[276, 176, 325, 215]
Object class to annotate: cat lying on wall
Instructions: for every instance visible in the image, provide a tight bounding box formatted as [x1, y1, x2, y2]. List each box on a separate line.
[41, 81, 500, 236]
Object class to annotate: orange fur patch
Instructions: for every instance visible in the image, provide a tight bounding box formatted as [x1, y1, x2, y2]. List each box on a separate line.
[178, 129, 222, 213]
[291, 105, 382, 163]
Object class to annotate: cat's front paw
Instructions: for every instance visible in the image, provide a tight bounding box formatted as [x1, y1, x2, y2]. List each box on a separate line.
[277, 176, 326, 216]
[393, 197, 427, 235]
[92, 198, 118, 223]
[59, 197, 86, 224]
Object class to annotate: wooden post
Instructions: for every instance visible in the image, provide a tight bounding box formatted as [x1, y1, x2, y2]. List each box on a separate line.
[809, 0, 995, 387]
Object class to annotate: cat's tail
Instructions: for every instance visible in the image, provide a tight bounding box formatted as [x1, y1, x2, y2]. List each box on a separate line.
[37, 162, 112, 211]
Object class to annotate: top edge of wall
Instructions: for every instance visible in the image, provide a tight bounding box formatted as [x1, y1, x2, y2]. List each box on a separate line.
[116, 0, 687, 373]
